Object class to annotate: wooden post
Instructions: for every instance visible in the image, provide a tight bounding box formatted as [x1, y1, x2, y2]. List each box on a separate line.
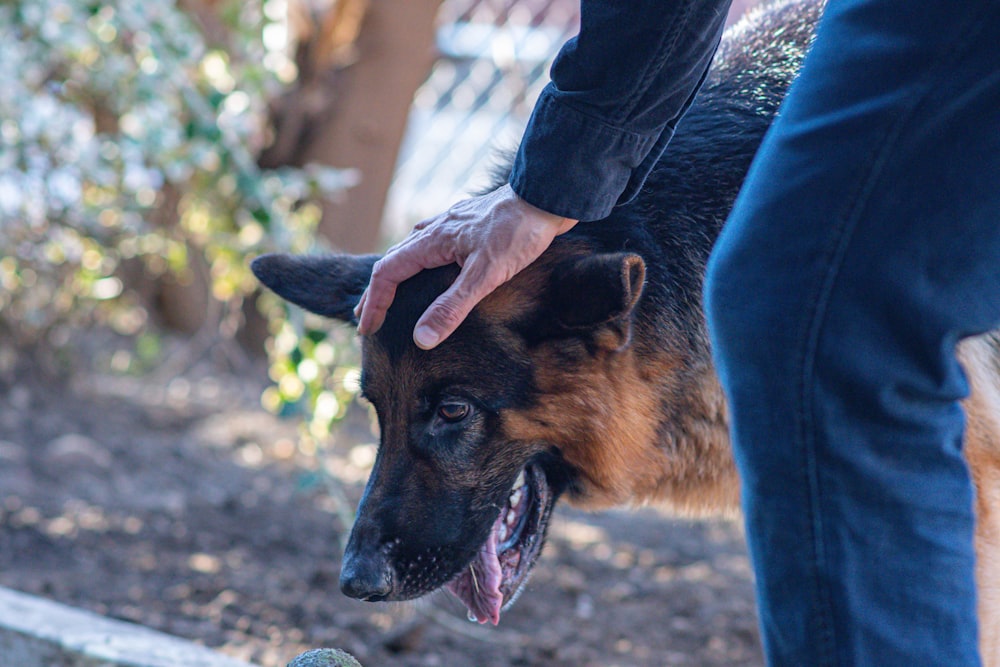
[261, 0, 443, 253]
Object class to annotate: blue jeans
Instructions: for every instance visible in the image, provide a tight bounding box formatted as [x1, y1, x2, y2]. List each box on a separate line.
[704, 0, 1000, 664]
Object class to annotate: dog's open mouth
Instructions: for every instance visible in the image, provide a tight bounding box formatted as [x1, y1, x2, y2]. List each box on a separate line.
[444, 463, 554, 624]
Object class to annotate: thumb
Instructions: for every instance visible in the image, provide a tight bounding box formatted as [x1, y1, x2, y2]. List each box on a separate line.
[412, 261, 501, 350]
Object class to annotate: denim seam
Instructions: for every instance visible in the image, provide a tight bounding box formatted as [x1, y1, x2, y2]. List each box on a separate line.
[793, 5, 992, 665]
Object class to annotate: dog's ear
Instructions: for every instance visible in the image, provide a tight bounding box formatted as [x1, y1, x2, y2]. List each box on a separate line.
[251, 253, 378, 324]
[547, 252, 646, 349]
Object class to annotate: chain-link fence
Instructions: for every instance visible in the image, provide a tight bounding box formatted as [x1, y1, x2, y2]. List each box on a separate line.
[382, 0, 579, 240]
[383, 0, 762, 241]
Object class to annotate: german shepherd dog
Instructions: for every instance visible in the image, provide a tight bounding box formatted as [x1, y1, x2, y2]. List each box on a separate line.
[253, 0, 1000, 660]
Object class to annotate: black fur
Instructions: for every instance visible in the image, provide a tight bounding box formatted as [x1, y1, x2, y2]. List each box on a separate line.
[250, 253, 378, 322]
[534, 0, 821, 381]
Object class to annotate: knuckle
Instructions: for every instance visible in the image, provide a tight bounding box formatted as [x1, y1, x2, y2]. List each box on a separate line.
[458, 260, 500, 296]
[478, 270, 506, 294]
[432, 297, 467, 329]
[369, 257, 396, 285]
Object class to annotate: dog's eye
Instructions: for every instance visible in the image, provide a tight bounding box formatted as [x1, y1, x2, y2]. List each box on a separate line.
[437, 402, 470, 423]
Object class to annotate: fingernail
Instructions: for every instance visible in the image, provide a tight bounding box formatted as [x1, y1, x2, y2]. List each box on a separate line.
[414, 325, 439, 349]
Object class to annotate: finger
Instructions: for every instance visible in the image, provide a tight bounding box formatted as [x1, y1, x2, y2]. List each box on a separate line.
[413, 259, 503, 349]
[383, 226, 423, 255]
[353, 287, 368, 322]
[380, 210, 441, 258]
[357, 265, 407, 335]
[358, 236, 454, 335]
[357, 277, 397, 336]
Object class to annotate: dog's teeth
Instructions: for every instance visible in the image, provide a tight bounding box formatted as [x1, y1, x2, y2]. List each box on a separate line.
[513, 470, 526, 489]
[508, 487, 523, 508]
[506, 509, 518, 527]
[498, 523, 509, 543]
[467, 611, 478, 623]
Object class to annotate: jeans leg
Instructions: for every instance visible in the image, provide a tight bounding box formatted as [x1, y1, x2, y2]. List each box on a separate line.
[704, 0, 1000, 664]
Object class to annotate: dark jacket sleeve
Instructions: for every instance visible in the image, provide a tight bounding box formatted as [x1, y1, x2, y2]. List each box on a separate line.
[509, 0, 733, 222]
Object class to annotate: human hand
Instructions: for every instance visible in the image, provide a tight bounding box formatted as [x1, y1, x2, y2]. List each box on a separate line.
[354, 184, 577, 349]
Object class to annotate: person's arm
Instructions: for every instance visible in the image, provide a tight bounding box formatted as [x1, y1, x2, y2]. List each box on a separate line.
[511, 0, 733, 221]
[356, 0, 733, 348]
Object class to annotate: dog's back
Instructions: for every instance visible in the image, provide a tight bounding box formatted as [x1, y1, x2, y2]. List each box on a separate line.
[552, 0, 823, 406]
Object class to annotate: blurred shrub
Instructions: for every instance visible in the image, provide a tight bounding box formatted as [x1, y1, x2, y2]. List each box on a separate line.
[261, 316, 363, 443]
[0, 0, 361, 438]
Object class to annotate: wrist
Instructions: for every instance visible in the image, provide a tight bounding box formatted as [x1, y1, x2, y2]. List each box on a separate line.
[505, 184, 578, 235]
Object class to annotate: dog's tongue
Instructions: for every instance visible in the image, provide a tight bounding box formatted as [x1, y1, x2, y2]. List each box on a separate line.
[444, 513, 504, 625]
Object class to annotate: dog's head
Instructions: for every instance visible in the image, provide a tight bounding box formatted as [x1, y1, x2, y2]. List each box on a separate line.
[252, 245, 647, 624]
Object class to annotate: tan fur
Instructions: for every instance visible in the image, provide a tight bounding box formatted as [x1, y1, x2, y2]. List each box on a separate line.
[958, 335, 1000, 664]
[504, 350, 739, 514]
[503, 339, 679, 508]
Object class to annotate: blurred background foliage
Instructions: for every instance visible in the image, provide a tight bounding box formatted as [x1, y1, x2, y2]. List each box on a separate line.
[0, 0, 763, 448]
[0, 0, 362, 440]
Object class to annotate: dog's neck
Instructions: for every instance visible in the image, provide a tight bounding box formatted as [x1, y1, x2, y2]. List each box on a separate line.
[649, 361, 739, 515]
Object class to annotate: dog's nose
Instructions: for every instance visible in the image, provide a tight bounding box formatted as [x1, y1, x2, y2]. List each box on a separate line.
[339, 548, 393, 601]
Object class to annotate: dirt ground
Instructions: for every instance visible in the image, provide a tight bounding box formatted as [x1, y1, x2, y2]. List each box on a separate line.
[0, 344, 762, 667]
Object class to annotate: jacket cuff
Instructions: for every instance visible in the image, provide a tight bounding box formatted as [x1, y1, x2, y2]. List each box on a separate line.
[509, 88, 669, 222]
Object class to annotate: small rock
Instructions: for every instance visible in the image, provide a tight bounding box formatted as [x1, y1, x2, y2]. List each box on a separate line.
[288, 648, 363, 667]
[0, 439, 26, 463]
[44, 433, 112, 469]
